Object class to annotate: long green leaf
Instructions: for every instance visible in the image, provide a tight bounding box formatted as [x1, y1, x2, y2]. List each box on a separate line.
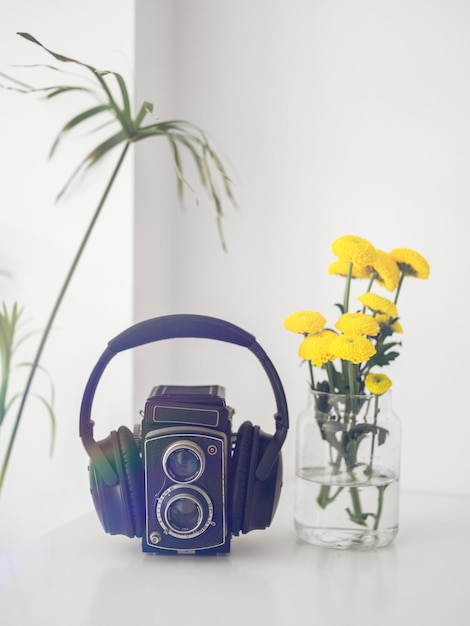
[86, 129, 128, 166]
[17, 33, 130, 131]
[0, 303, 23, 427]
[44, 85, 95, 99]
[168, 138, 186, 197]
[50, 104, 111, 157]
[55, 128, 127, 200]
[112, 71, 132, 129]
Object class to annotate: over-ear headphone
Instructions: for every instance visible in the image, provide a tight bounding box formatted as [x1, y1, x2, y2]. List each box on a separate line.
[79, 314, 289, 543]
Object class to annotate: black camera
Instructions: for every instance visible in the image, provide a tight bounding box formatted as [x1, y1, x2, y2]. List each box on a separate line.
[79, 314, 289, 555]
[140, 384, 233, 554]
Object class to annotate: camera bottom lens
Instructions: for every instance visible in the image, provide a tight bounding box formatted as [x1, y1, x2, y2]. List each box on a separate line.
[156, 485, 213, 539]
[168, 497, 201, 532]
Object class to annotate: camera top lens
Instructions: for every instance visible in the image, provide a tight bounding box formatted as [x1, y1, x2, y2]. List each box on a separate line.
[163, 441, 204, 483]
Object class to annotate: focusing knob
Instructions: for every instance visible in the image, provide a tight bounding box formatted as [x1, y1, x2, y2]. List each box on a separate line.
[133, 423, 142, 448]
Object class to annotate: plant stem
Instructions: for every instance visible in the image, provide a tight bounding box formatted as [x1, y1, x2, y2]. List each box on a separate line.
[0, 142, 130, 495]
[349, 486, 366, 525]
[394, 271, 405, 304]
[343, 262, 353, 313]
[366, 274, 375, 293]
[347, 361, 356, 397]
[317, 484, 343, 509]
[373, 485, 387, 530]
[361, 274, 376, 313]
[308, 360, 315, 391]
[368, 394, 380, 475]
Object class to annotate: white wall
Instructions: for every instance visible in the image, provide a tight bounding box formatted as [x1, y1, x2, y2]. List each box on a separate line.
[133, 0, 177, 410]
[135, 0, 470, 497]
[0, 0, 135, 544]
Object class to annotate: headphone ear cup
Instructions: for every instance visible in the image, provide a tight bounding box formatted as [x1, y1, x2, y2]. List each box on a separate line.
[116, 426, 144, 538]
[242, 428, 283, 534]
[229, 421, 254, 536]
[88, 426, 143, 538]
[230, 423, 283, 536]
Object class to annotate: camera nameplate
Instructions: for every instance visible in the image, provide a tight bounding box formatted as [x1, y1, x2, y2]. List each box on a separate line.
[151, 405, 221, 427]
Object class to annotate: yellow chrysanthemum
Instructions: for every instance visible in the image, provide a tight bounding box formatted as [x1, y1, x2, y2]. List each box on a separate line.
[329, 334, 376, 364]
[298, 330, 337, 367]
[371, 249, 400, 292]
[390, 248, 430, 279]
[335, 312, 380, 337]
[375, 313, 404, 334]
[365, 373, 393, 395]
[331, 235, 376, 267]
[284, 311, 326, 335]
[358, 292, 398, 319]
[327, 260, 372, 279]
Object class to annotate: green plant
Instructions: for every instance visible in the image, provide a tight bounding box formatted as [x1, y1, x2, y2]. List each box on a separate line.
[0, 33, 235, 495]
[0, 303, 56, 459]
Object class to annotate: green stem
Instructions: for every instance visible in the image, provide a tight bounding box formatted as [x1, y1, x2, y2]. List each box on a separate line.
[373, 485, 387, 530]
[317, 485, 343, 509]
[347, 361, 356, 397]
[343, 262, 353, 313]
[0, 142, 130, 495]
[366, 274, 375, 293]
[308, 360, 315, 391]
[368, 394, 380, 475]
[325, 361, 336, 392]
[348, 486, 366, 526]
[394, 271, 405, 304]
[361, 274, 376, 313]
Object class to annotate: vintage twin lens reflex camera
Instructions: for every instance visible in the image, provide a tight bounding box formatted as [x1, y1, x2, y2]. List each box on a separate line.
[140, 384, 234, 555]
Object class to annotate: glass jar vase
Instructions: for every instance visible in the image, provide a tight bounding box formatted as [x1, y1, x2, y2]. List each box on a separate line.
[294, 389, 401, 549]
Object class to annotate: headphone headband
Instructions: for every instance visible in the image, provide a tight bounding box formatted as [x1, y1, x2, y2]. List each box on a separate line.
[80, 314, 289, 483]
[108, 314, 257, 352]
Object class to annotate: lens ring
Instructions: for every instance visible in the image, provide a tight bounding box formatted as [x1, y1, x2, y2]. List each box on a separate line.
[156, 484, 214, 539]
[163, 440, 205, 483]
[166, 495, 202, 534]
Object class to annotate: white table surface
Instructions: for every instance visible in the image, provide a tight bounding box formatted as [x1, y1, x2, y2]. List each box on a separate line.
[1, 480, 470, 626]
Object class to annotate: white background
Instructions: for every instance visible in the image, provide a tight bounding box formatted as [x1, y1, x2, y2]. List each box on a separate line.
[1, 0, 469, 545]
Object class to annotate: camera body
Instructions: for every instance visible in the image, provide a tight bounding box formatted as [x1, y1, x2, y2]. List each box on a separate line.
[141, 384, 234, 554]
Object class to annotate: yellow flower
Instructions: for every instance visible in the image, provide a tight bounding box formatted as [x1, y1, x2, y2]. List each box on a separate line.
[335, 312, 380, 337]
[284, 311, 326, 335]
[390, 248, 430, 279]
[327, 260, 372, 279]
[365, 373, 393, 395]
[331, 235, 376, 266]
[371, 249, 400, 292]
[376, 313, 403, 334]
[358, 292, 398, 318]
[329, 334, 376, 364]
[298, 330, 337, 367]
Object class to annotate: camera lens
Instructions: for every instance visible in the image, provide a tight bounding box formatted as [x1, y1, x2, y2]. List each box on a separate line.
[163, 441, 204, 483]
[167, 497, 201, 533]
[156, 485, 214, 539]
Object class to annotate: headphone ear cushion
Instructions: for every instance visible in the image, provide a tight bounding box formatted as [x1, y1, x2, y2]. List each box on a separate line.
[230, 421, 254, 536]
[242, 429, 283, 534]
[89, 427, 143, 538]
[117, 426, 144, 538]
